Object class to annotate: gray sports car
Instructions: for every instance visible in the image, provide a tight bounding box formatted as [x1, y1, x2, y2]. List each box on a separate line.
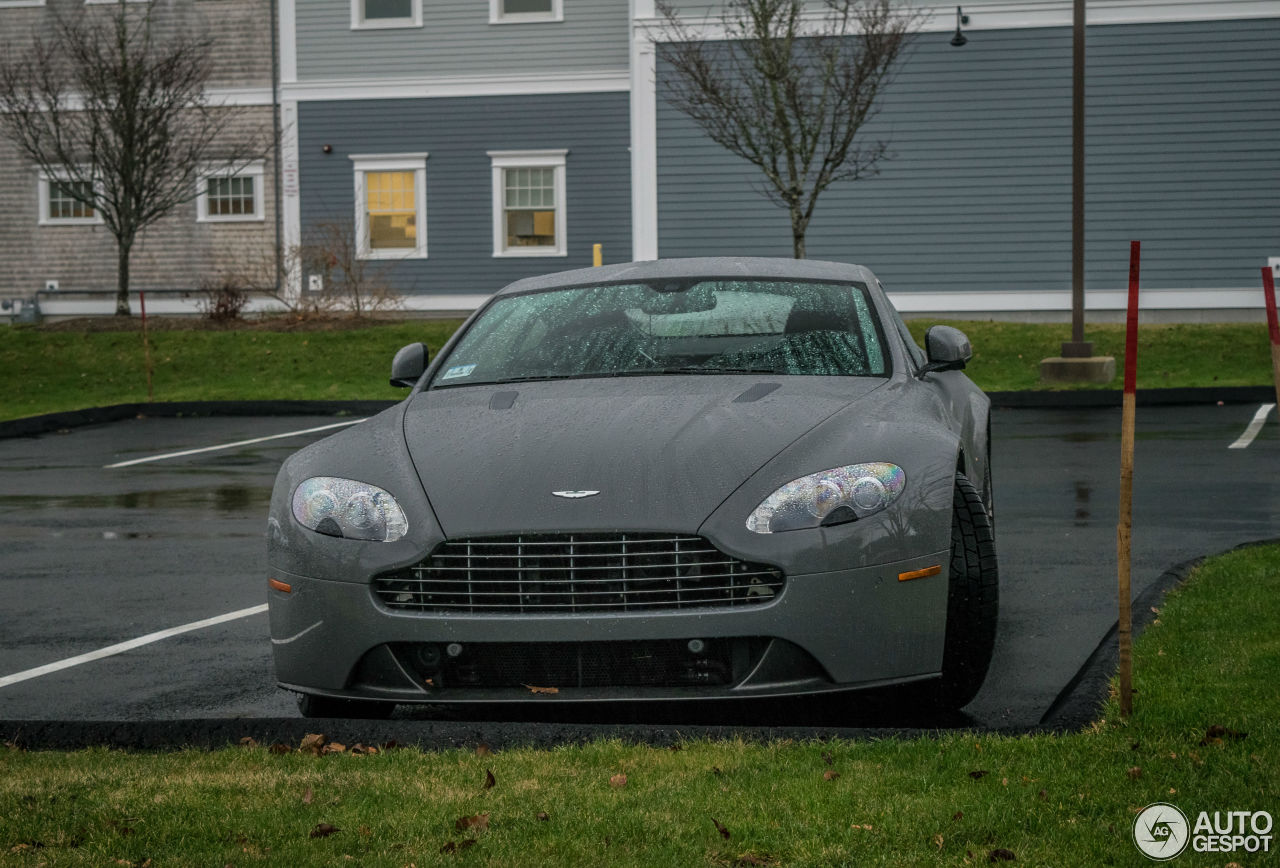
[267, 257, 997, 718]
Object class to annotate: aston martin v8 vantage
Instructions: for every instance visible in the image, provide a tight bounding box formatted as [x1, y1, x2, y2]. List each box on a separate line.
[267, 257, 998, 718]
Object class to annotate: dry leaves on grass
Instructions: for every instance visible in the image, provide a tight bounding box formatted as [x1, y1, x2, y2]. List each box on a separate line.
[299, 733, 326, 756]
[609, 773, 628, 789]
[483, 769, 496, 790]
[1199, 724, 1247, 746]
[968, 770, 989, 780]
[711, 817, 731, 840]
[302, 786, 313, 805]
[309, 823, 339, 839]
[440, 839, 477, 854]
[523, 684, 559, 695]
[476, 742, 493, 757]
[822, 770, 841, 781]
[455, 814, 490, 834]
[988, 848, 1016, 862]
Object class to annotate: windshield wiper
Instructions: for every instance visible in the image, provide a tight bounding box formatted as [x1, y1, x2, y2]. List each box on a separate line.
[655, 366, 780, 375]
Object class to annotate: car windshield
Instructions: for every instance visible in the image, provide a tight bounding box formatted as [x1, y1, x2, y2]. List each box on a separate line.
[429, 278, 889, 388]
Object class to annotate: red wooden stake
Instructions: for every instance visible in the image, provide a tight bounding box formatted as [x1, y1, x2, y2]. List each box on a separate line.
[140, 290, 154, 403]
[1263, 267, 1280, 416]
[1117, 240, 1140, 719]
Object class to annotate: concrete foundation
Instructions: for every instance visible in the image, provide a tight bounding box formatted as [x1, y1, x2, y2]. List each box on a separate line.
[1040, 356, 1117, 384]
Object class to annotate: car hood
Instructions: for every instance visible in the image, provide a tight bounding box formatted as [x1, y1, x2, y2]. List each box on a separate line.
[403, 376, 885, 537]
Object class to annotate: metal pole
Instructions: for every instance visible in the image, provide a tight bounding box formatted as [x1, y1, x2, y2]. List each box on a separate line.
[593, 243, 603, 267]
[1063, 0, 1092, 358]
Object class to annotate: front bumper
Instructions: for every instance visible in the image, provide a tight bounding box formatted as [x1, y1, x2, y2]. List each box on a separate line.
[269, 549, 949, 703]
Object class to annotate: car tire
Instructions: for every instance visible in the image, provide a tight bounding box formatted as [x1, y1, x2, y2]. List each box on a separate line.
[935, 472, 999, 710]
[296, 693, 394, 720]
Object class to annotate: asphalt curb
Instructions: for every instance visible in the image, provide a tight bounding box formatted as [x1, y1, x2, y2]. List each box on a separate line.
[1039, 536, 1280, 730]
[0, 386, 1274, 439]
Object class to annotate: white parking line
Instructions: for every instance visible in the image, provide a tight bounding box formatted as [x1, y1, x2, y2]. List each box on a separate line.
[1228, 404, 1276, 450]
[104, 419, 366, 468]
[0, 604, 268, 689]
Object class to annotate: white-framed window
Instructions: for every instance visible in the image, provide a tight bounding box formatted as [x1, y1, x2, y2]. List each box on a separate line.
[196, 161, 265, 223]
[489, 0, 561, 24]
[351, 153, 428, 260]
[351, 0, 421, 29]
[0, 1, 47, 8]
[37, 169, 103, 226]
[488, 150, 567, 257]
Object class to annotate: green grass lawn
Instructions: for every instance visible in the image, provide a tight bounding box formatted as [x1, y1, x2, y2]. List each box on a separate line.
[1, 318, 1275, 421]
[2, 544, 1276, 867]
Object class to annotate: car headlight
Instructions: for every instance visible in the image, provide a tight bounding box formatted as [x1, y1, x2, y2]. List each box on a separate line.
[746, 463, 906, 534]
[292, 477, 409, 542]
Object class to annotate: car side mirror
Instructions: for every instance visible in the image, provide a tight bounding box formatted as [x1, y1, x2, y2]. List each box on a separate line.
[390, 342, 429, 387]
[917, 326, 972, 378]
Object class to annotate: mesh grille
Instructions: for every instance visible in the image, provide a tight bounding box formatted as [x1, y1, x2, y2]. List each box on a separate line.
[392, 639, 745, 689]
[374, 533, 785, 614]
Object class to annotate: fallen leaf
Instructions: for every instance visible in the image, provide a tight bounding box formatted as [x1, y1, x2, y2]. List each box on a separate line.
[732, 855, 777, 867]
[439, 841, 456, 854]
[609, 773, 628, 789]
[668, 743, 684, 752]
[712, 817, 731, 840]
[1150, 606, 1160, 614]
[1130, 742, 1141, 751]
[1037, 790, 1047, 801]
[302, 786, 313, 805]
[952, 811, 964, 821]
[934, 834, 945, 851]
[712, 767, 722, 776]
[381, 740, 400, 751]
[852, 824, 873, 831]
[269, 743, 292, 755]
[476, 743, 493, 757]
[988, 848, 1016, 862]
[322, 742, 346, 755]
[1168, 788, 1177, 795]
[459, 839, 477, 851]
[358, 825, 371, 837]
[1200, 725, 1247, 746]
[239, 737, 259, 748]
[454, 813, 490, 833]
[1001, 777, 1008, 787]
[537, 812, 550, 822]
[309, 823, 339, 839]
[483, 769, 496, 790]
[1127, 767, 1142, 780]
[821, 751, 834, 766]
[522, 684, 559, 695]
[822, 770, 841, 781]
[968, 770, 989, 780]
[299, 734, 326, 756]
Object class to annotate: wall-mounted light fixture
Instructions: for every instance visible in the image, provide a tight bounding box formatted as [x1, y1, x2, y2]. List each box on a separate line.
[322, 144, 333, 154]
[950, 6, 969, 46]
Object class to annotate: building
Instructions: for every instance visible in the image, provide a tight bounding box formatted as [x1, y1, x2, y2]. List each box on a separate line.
[0, 0, 277, 316]
[5, 1, 1277, 320]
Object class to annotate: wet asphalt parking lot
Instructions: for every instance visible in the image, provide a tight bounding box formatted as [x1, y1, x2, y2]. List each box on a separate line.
[0, 401, 1276, 733]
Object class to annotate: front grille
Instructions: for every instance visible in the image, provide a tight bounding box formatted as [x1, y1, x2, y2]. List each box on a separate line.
[374, 533, 785, 614]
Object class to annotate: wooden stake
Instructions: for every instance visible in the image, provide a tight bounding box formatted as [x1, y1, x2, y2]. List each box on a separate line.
[1262, 267, 1280, 413]
[140, 290, 154, 403]
[1117, 240, 1140, 719]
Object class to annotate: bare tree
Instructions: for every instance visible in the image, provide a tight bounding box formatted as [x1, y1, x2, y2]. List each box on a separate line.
[0, 1, 266, 314]
[656, 0, 920, 259]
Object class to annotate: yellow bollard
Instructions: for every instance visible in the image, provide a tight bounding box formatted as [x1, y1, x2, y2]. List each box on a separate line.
[592, 244, 602, 267]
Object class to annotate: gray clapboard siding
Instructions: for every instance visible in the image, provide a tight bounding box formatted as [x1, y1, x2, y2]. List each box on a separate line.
[656, 18, 1280, 295]
[294, 0, 628, 81]
[297, 92, 631, 294]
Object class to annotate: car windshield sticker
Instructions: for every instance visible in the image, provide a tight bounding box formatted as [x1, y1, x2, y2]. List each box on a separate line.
[442, 364, 477, 380]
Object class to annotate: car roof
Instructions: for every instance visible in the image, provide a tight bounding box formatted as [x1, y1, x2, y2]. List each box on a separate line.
[494, 257, 879, 297]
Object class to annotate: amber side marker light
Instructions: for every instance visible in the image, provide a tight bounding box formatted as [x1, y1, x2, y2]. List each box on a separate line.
[898, 565, 942, 582]
[268, 578, 293, 594]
